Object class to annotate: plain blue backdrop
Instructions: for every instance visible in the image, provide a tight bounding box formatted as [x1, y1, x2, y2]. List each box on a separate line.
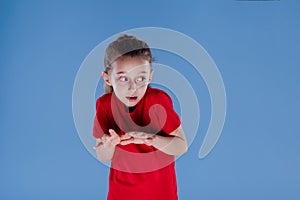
[1, 0, 300, 199]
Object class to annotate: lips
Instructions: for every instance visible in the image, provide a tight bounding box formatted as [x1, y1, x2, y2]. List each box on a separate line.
[126, 96, 138, 102]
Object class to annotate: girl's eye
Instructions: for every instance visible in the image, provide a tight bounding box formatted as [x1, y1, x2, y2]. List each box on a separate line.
[136, 77, 145, 82]
[119, 77, 128, 82]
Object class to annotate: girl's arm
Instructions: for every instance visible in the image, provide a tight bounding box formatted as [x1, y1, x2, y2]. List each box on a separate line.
[151, 125, 188, 156]
[121, 125, 188, 156]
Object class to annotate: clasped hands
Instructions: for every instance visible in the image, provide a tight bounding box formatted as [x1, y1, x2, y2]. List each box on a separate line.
[93, 129, 156, 150]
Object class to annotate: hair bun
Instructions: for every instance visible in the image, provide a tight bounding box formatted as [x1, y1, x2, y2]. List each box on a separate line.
[116, 34, 137, 41]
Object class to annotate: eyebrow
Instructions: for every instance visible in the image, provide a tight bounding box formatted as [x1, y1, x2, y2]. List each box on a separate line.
[116, 71, 147, 74]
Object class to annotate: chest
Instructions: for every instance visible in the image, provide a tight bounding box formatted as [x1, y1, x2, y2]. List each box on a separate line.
[108, 102, 162, 135]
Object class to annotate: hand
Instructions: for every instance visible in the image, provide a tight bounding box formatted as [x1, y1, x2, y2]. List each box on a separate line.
[93, 129, 121, 150]
[120, 131, 156, 146]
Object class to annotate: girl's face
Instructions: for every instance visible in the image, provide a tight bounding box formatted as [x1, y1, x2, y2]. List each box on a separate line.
[103, 56, 153, 107]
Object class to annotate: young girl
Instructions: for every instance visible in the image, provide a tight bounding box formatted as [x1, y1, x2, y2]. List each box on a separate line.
[93, 34, 188, 200]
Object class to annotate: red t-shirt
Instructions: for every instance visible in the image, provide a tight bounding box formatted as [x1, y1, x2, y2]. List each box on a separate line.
[93, 86, 181, 200]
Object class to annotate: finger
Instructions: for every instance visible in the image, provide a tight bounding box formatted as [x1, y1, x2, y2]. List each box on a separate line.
[127, 131, 145, 138]
[131, 138, 145, 144]
[98, 135, 108, 143]
[138, 132, 153, 139]
[128, 131, 152, 139]
[120, 137, 134, 145]
[134, 132, 145, 138]
[120, 133, 132, 140]
[109, 129, 119, 138]
[126, 131, 136, 136]
[93, 141, 104, 150]
[96, 138, 102, 143]
[95, 137, 104, 145]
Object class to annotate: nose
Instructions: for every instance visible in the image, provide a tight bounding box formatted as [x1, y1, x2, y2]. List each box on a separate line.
[128, 80, 137, 91]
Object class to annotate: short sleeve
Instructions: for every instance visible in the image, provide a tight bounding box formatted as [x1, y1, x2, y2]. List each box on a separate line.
[93, 98, 110, 138]
[154, 90, 181, 134]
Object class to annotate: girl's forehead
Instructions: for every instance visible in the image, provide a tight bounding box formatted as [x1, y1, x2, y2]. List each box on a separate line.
[111, 57, 151, 74]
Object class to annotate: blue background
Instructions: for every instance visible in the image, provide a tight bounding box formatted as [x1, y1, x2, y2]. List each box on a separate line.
[1, 0, 299, 199]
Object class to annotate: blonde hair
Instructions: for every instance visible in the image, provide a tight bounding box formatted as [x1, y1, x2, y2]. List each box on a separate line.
[103, 34, 153, 93]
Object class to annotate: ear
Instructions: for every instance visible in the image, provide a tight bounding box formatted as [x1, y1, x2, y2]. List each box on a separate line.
[102, 71, 112, 86]
[149, 70, 154, 82]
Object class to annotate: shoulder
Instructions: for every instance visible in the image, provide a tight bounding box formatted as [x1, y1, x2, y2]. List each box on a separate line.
[146, 87, 173, 104]
[147, 87, 169, 97]
[96, 92, 112, 110]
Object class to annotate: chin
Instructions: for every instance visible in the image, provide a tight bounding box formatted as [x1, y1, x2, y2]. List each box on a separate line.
[126, 102, 138, 107]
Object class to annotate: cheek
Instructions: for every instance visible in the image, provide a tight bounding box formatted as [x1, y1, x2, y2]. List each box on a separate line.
[114, 82, 126, 89]
[111, 79, 124, 88]
[113, 84, 128, 95]
[137, 85, 148, 95]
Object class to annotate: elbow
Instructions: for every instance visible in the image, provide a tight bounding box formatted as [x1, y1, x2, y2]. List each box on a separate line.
[180, 140, 188, 155]
[183, 145, 188, 154]
[182, 145, 189, 155]
[174, 144, 188, 156]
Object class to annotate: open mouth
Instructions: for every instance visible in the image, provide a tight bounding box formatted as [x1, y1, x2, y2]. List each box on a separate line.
[126, 96, 138, 102]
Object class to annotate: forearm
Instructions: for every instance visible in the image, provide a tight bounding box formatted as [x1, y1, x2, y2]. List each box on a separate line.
[152, 126, 188, 156]
[152, 135, 187, 156]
